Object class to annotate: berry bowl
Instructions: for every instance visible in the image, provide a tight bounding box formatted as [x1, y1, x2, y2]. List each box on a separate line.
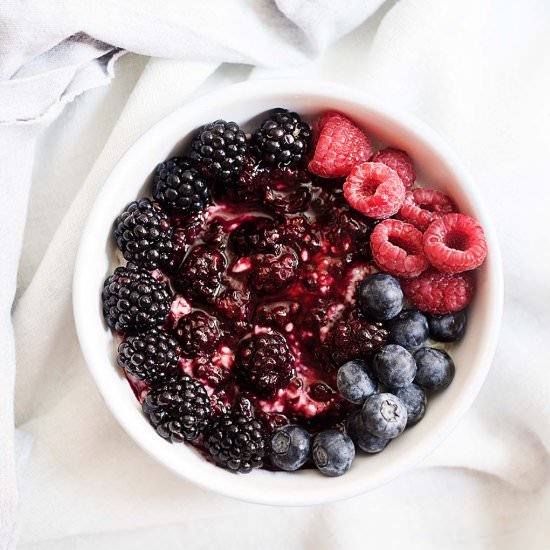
[73, 79, 503, 505]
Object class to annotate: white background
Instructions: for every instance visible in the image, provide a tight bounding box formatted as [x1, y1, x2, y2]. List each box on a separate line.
[5, 0, 550, 548]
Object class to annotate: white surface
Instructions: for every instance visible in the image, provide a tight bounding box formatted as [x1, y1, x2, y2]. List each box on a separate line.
[73, 79, 503, 505]
[4, 0, 550, 548]
[0, 1, 383, 546]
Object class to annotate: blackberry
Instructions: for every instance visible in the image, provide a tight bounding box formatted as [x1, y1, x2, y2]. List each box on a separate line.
[277, 214, 320, 252]
[216, 158, 264, 205]
[163, 217, 207, 275]
[324, 205, 375, 256]
[204, 411, 267, 473]
[253, 301, 300, 331]
[301, 256, 344, 294]
[190, 120, 248, 180]
[298, 296, 343, 344]
[249, 252, 299, 295]
[117, 328, 181, 384]
[193, 355, 229, 388]
[113, 199, 173, 270]
[252, 109, 311, 166]
[142, 376, 211, 442]
[235, 331, 295, 397]
[152, 156, 210, 216]
[214, 288, 250, 322]
[102, 265, 171, 333]
[328, 310, 389, 366]
[201, 218, 227, 249]
[174, 245, 226, 302]
[229, 217, 281, 255]
[175, 311, 221, 357]
[263, 185, 312, 214]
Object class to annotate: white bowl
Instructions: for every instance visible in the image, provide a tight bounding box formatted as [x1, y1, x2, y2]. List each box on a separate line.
[73, 79, 503, 506]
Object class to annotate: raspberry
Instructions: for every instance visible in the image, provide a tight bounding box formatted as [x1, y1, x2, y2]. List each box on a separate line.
[249, 252, 299, 295]
[174, 245, 226, 302]
[343, 162, 405, 219]
[328, 310, 389, 365]
[423, 213, 488, 273]
[308, 112, 371, 178]
[370, 219, 429, 278]
[371, 148, 415, 190]
[201, 219, 227, 249]
[235, 331, 295, 397]
[399, 189, 456, 230]
[175, 311, 222, 357]
[402, 269, 475, 314]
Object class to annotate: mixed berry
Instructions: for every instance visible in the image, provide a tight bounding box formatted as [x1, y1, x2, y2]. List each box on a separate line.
[102, 108, 488, 477]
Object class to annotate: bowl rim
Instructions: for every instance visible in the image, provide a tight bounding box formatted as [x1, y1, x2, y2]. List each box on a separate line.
[73, 78, 503, 506]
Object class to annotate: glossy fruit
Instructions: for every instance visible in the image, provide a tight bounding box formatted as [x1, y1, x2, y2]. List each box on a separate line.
[312, 430, 355, 477]
[414, 347, 455, 391]
[308, 112, 371, 178]
[356, 273, 404, 321]
[344, 162, 405, 219]
[373, 345, 417, 389]
[270, 424, 311, 471]
[388, 310, 429, 349]
[361, 393, 408, 439]
[337, 359, 377, 404]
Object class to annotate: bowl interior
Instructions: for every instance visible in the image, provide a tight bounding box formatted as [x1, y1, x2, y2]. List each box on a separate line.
[73, 80, 502, 506]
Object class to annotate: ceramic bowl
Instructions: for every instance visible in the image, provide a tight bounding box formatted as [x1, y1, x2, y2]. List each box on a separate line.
[73, 79, 503, 506]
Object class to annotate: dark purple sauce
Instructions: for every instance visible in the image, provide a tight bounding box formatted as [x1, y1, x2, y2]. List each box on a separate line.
[127, 162, 378, 435]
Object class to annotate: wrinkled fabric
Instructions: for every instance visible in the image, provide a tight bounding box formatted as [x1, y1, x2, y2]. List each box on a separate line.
[2, 0, 550, 548]
[0, 1, 384, 547]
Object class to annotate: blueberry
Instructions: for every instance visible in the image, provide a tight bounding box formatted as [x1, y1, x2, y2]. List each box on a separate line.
[357, 273, 403, 321]
[428, 310, 467, 342]
[346, 411, 390, 453]
[394, 384, 427, 426]
[389, 310, 429, 349]
[337, 360, 377, 404]
[414, 347, 455, 391]
[312, 430, 355, 477]
[270, 424, 311, 471]
[361, 393, 407, 439]
[373, 344, 417, 389]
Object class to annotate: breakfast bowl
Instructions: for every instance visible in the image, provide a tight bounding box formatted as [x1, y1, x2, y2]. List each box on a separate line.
[73, 79, 503, 506]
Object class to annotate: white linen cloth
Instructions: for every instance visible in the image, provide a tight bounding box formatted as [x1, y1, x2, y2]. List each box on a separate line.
[2, 0, 550, 548]
[0, 2, 383, 548]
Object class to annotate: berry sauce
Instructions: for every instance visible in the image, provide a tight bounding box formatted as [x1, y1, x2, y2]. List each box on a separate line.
[126, 163, 379, 432]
